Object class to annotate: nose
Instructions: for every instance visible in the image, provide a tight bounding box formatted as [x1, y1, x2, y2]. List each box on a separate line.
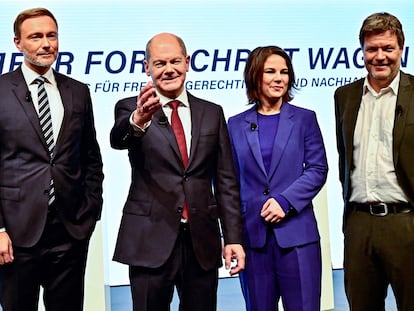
[375, 48, 386, 60]
[165, 62, 174, 72]
[273, 72, 282, 81]
[40, 37, 51, 49]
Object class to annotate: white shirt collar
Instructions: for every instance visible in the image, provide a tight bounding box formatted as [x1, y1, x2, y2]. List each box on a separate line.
[157, 89, 189, 108]
[21, 62, 57, 87]
[363, 71, 400, 96]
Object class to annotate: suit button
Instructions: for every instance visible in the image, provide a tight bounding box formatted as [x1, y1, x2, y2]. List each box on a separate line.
[263, 189, 270, 195]
[183, 174, 188, 181]
[177, 207, 183, 213]
[43, 189, 49, 195]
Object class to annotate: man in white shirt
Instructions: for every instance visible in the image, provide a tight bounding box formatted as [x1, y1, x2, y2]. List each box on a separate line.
[335, 12, 414, 311]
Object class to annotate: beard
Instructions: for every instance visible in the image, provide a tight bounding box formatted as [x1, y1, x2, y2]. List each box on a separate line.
[25, 53, 57, 69]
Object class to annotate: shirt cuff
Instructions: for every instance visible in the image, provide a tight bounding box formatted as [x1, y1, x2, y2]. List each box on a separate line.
[274, 194, 293, 214]
[129, 111, 150, 136]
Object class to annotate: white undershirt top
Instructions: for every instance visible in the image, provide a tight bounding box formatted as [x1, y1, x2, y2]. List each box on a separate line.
[21, 63, 64, 142]
[350, 72, 408, 203]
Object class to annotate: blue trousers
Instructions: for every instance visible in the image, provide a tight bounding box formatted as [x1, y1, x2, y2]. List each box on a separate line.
[240, 229, 321, 311]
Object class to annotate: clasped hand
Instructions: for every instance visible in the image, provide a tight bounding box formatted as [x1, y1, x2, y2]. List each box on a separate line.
[261, 198, 286, 223]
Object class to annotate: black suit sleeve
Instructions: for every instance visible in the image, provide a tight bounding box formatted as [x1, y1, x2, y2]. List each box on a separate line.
[110, 97, 138, 150]
[213, 106, 243, 245]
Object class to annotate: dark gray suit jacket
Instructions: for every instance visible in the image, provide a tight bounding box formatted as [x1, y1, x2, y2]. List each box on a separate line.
[335, 71, 414, 216]
[0, 67, 104, 246]
[111, 92, 242, 271]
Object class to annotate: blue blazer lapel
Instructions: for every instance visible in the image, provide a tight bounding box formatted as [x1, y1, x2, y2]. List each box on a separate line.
[267, 103, 293, 180]
[244, 107, 267, 176]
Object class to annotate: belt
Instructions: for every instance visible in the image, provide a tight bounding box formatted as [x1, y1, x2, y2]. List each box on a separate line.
[349, 202, 413, 216]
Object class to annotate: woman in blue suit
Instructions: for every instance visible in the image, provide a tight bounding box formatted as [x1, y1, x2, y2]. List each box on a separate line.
[228, 46, 328, 311]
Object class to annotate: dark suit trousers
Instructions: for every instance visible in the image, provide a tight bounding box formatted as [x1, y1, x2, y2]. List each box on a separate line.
[344, 210, 414, 311]
[0, 208, 89, 311]
[129, 224, 218, 311]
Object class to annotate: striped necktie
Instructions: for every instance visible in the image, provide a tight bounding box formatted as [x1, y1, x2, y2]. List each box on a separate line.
[34, 76, 55, 205]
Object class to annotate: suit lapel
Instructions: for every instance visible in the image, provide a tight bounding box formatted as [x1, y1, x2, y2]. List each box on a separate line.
[152, 93, 203, 169]
[243, 107, 267, 176]
[53, 71, 73, 156]
[393, 72, 414, 166]
[343, 81, 364, 172]
[267, 103, 293, 180]
[11, 69, 47, 148]
[151, 107, 184, 166]
[188, 94, 203, 168]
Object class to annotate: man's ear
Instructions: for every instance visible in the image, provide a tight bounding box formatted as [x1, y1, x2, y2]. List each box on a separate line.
[144, 60, 151, 76]
[14, 36, 23, 52]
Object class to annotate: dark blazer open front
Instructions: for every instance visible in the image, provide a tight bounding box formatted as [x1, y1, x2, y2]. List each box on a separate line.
[0, 67, 104, 247]
[111, 92, 242, 271]
[335, 71, 414, 217]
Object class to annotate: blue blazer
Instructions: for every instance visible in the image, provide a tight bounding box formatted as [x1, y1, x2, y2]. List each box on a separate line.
[228, 103, 328, 249]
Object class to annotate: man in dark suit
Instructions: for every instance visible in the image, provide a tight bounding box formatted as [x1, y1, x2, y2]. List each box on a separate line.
[0, 8, 104, 311]
[335, 12, 414, 311]
[111, 32, 245, 311]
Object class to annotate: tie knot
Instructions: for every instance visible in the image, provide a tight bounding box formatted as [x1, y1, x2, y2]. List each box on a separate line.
[34, 76, 47, 85]
[168, 100, 181, 110]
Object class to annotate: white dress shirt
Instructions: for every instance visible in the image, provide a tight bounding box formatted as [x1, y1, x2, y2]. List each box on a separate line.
[130, 90, 192, 156]
[159, 91, 191, 155]
[350, 72, 408, 203]
[21, 63, 64, 142]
